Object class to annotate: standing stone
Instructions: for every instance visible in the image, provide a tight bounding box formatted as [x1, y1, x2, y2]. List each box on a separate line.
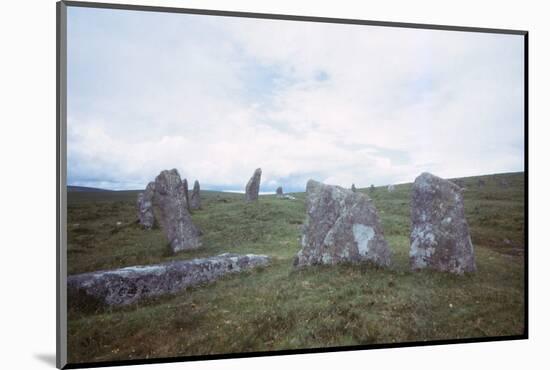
[154, 169, 201, 253]
[478, 179, 485, 188]
[190, 180, 201, 210]
[182, 178, 190, 210]
[137, 182, 155, 229]
[245, 168, 262, 202]
[410, 172, 476, 274]
[387, 184, 395, 192]
[294, 180, 391, 268]
[276, 186, 284, 197]
[369, 184, 375, 193]
[351, 184, 357, 192]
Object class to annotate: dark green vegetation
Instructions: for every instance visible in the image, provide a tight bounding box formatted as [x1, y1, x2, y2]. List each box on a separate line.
[67, 172, 525, 364]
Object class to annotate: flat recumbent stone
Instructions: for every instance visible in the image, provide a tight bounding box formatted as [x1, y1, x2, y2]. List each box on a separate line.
[67, 253, 271, 306]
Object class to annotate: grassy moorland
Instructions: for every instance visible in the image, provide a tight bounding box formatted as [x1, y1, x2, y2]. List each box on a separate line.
[66, 172, 525, 364]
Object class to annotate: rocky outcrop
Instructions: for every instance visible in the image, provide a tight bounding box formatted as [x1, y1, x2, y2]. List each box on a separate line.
[410, 172, 476, 274]
[67, 253, 271, 306]
[245, 168, 262, 202]
[154, 169, 201, 253]
[190, 180, 201, 210]
[294, 180, 391, 268]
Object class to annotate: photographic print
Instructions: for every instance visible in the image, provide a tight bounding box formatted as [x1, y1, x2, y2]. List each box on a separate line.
[58, 2, 527, 368]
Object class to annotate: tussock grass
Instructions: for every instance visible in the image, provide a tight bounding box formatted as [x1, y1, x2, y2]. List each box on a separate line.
[67, 173, 525, 363]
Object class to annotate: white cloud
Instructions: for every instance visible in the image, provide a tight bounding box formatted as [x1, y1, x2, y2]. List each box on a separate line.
[67, 8, 524, 191]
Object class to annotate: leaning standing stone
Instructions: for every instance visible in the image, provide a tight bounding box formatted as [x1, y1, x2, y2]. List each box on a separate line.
[245, 168, 262, 202]
[294, 180, 391, 268]
[137, 181, 155, 229]
[190, 180, 201, 210]
[154, 169, 201, 253]
[410, 172, 476, 274]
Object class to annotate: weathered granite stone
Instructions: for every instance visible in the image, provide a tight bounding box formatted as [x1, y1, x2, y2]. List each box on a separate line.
[410, 172, 476, 274]
[245, 168, 262, 202]
[387, 184, 395, 192]
[137, 181, 155, 229]
[294, 180, 391, 268]
[351, 184, 357, 192]
[182, 178, 190, 210]
[154, 169, 201, 253]
[67, 253, 271, 306]
[276, 186, 283, 196]
[190, 180, 201, 210]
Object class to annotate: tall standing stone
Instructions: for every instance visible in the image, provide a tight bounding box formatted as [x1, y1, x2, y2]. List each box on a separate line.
[154, 169, 201, 253]
[182, 178, 190, 210]
[245, 168, 262, 202]
[137, 181, 156, 229]
[351, 184, 357, 192]
[410, 172, 476, 274]
[294, 180, 391, 268]
[276, 186, 283, 197]
[190, 180, 201, 210]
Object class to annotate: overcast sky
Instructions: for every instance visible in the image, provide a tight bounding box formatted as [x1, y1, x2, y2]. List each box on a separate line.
[67, 7, 524, 192]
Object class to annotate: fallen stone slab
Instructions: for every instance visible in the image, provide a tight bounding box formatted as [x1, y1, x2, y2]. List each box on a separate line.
[67, 253, 271, 306]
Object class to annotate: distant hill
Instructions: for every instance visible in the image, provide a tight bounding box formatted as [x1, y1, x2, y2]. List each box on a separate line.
[67, 185, 112, 192]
